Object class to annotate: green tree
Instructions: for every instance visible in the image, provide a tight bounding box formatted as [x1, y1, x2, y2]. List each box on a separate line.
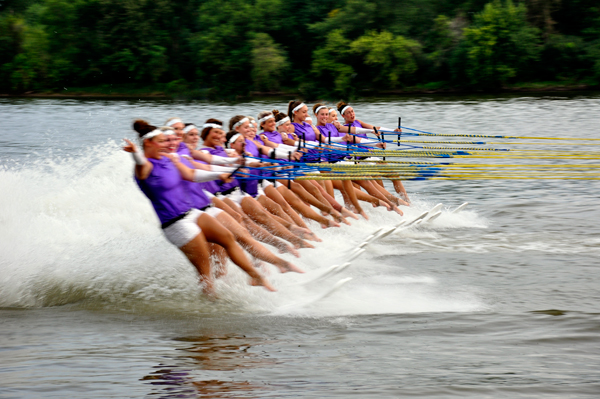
[311, 29, 355, 96]
[250, 32, 288, 91]
[452, 0, 542, 88]
[350, 30, 421, 88]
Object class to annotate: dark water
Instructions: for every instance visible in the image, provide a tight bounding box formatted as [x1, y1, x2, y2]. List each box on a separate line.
[1, 94, 600, 398]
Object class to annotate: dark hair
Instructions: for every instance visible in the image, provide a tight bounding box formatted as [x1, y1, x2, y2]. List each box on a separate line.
[336, 101, 349, 115]
[312, 103, 327, 115]
[200, 118, 223, 140]
[133, 119, 157, 138]
[272, 109, 288, 123]
[287, 100, 304, 121]
[225, 130, 243, 148]
[229, 115, 248, 131]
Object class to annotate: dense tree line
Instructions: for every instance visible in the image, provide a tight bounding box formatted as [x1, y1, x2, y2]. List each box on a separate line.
[0, 0, 598, 97]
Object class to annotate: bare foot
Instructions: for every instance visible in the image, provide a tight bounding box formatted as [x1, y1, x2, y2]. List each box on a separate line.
[294, 239, 315, 250]
[290, 225, 314, 238]
[250, 275, 277, 292]
[392, 205, 404, 216]
[276, 261, 305, 274]
[341, 207, 359, 220]
[304, 231, 322, 242]
[277, 244, 301, 258]
[378, 200, 392, 211]
[321, 219, 341, 229]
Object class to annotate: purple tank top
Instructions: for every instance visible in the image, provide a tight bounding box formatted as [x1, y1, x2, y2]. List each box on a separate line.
[345, 120, 367, 138]
[179, 157, 212, 210]
[317, 123, 345, 140]
[176, 142, 219, 198]
[202, 146, 239, 193]
[260, 130, 284, 145]
[244, 138, 260, 158]
[177, 142, 191, 156]
[292, 122, 317, 142]
[135, 157, 192, 224]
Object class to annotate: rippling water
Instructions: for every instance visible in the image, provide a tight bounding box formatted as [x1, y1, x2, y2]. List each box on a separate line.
[1, 94, 600, 398]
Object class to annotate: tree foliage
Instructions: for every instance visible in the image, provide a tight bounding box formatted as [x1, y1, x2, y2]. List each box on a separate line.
[0, 0, 598, 96]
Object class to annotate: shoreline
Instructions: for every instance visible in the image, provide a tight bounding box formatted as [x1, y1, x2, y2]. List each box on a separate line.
[1, 83, 597, 99]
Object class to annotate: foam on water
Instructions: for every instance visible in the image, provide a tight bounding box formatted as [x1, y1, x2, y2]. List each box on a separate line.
[0, 145, 488, 316]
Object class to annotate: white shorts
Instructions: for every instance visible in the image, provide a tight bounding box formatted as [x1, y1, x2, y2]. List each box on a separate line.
[162, 208, 203, 248]
[262, 180, 283, 189]
[221, 187, 250, 205]
[205, 206, 222, 218]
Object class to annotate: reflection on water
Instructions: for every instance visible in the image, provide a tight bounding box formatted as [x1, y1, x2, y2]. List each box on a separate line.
[142, 335, 271, 398]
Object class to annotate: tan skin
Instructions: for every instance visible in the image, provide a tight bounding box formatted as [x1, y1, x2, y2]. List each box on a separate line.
[123, 135, 275, 296]
[163, 135, 304, 275]
[203, 127, 314, 251]
[315, 108, 398, 218]
[181, 127, 304, 257]
[290, 105, 356, 224]
[234, 120, 338, 232]
[276, 118, 299, 146]
[335, 107, 411, 202]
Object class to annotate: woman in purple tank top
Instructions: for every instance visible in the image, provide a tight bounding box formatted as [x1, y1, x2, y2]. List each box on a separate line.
[123, 120, 275, 296]
[164, 128, 303, 275]
[201, 118, 314, 253]
[228, 115, 338, 231]
[336, 101, 411, 203]
[285, 101, 357, 225]
[312, 103, 392, 220]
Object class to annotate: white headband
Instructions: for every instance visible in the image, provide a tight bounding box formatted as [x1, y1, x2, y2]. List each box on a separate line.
[233, 117, 249, 129]
[140, 129, 162, 141]
[183, 124, 197, 134]
[329, 108, 337, 114]
[314, 105, 327, 114]
[166, 118, 183, 127]
[227, 133, 243, 148]
[202, 123, 223, 130]
[292, 103, 306, 113]
[275, 116, 290, 127]
[161, 128, 175, 136]
[340, 106, 351, 115]
[258, 114, 274, 124]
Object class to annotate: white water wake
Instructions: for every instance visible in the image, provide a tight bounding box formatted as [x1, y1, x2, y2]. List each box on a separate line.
[0, 143, 488, 315]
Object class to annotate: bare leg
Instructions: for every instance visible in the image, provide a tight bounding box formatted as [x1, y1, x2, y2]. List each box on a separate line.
[257, 194, 294, 224]
[263, 185, 308, 229]
[215, 212, 304, 274]
[208, 243, 228, 278]
[393, 179, 410, 204]
[310, 180, 353, 224]
[197, 213, 275, 291]
[289, 181, 339, 218]
[241, 215, 300, 258]
[298, 180, 341, 218]
[276, 184, 340, 229]
[212, 197, 243, 223]
[324, 179, 334, 197]
[371, 180, 409, 207]
[357, 180, 403, 215]
[240, 197, 314, 250]
[261, 188, 321, 241]
[341, 179, 368, 220]
[179, 232, 215, 298]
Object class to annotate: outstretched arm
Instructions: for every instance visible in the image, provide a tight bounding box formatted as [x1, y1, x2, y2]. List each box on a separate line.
[122, 139, 153, 180]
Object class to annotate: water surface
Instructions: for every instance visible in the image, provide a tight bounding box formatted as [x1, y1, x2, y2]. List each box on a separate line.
[1, 94, 599, 398]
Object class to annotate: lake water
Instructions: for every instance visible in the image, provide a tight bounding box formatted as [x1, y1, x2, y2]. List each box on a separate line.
[1, 94, 600, 398]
